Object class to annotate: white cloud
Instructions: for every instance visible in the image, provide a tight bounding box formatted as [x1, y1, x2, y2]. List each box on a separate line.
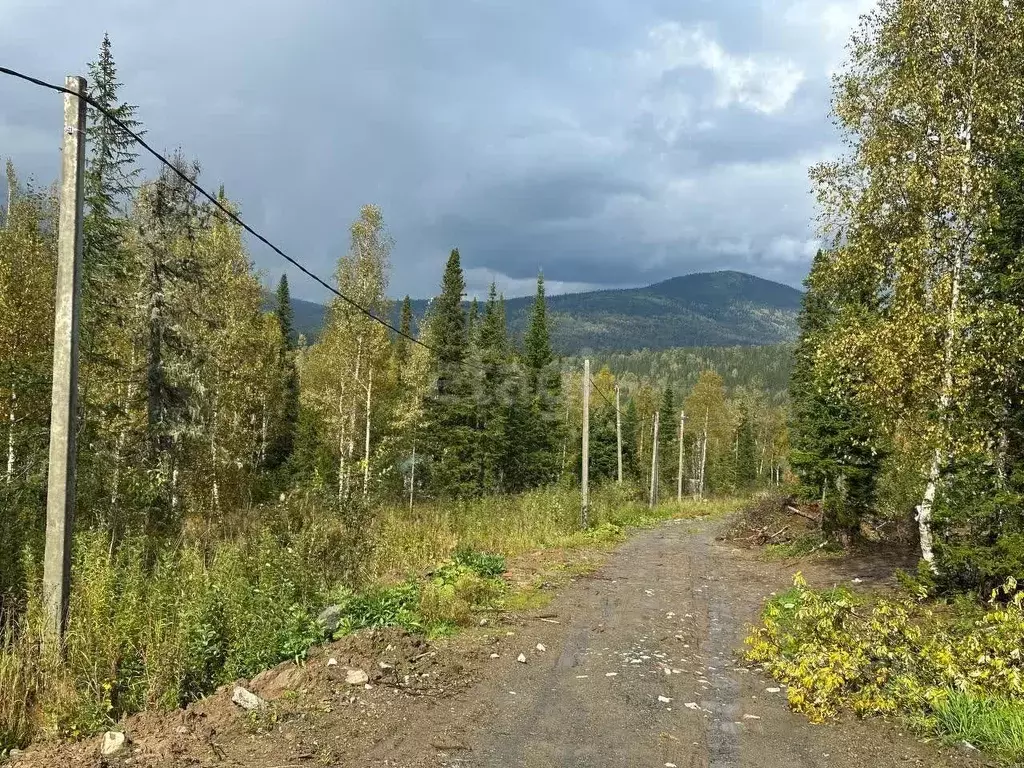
[462, 267, 612, 299]
[640, 23, 805, 116]
[777, 0, 877, 74]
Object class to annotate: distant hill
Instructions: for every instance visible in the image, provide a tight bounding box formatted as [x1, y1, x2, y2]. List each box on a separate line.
[270, 271, 803, 353]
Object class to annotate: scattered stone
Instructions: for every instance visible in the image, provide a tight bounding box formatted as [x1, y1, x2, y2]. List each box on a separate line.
[958, 741, 980, 754]
[576, 675, 589, 679]
[743, 714, 761, 720]
[317, 604, 344, 635]
[346, 669, 370, 686]
[605, 672, 618, 677]
[175, 726, 189, 735]
[8, 749, 26, 758]
[101, 730, 129, 756]
[517, 653, 527, 663]
[327, 657, 338, 667]
[536, 643, 547, 653]
[765, 687, 781, 694]
[666, 763, 678, 767]
[684, 702, 700, 710]
[490, 653, 501, 659]
[658, 695, 672, 703]
[852, 578, 864, 584]
[479, 617, 489, 626]
[231, 686, 266, 711]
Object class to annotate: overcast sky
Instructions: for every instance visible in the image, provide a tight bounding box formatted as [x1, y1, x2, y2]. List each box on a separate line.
[1, 0, 874, 302]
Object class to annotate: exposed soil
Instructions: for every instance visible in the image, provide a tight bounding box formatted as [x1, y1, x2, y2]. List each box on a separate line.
[11, 515, 988, 768]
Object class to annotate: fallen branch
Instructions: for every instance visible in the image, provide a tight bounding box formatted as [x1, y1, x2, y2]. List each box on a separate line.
[786, 505, 821, 523]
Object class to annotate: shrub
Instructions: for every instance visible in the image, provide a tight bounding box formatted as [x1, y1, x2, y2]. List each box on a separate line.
[746, 574, 1024, 756]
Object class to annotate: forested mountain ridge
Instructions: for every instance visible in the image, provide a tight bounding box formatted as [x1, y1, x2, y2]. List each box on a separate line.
[274, 270, 802, 351]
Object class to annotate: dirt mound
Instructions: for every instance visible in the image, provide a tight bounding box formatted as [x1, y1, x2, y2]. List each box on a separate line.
[11, 627, 481, 768]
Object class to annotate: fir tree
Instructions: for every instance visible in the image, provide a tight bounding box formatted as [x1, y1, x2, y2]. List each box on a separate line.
[396, 295, 414, 366]
[476, 284, 509, 493]
[423, 249, 478, 497]
[522, 273, 561, 486]
[268, 274, 299, 469]
[659, 385, 676, 485]
[735, 405, 757, 491]
[788, 250, 883, 537]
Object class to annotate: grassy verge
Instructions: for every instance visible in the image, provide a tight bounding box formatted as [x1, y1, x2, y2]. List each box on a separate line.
[745, 574, 1024, 764]
[0, 485, 732, 754]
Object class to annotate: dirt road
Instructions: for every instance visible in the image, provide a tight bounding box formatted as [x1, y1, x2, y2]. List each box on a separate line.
[17, 514, 983, 768]
[378, 516, 977, 768]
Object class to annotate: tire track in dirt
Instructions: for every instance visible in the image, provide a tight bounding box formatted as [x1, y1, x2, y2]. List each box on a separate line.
[386, 515, 981, 768]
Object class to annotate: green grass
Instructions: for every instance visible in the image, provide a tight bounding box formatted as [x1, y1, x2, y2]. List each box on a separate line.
[0, 485, 742, 751]
[932, 691, 1024, 763]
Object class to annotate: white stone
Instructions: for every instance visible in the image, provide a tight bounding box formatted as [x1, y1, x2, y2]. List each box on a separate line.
[517, 653, 527, 663]
[327, 657, 338, 667]
[231, 686, 266, 711]
[658, 695, 672, 703]
[536, 643, 546, 652]
[346, 669, 369, 685]
[101, 731, 128, 756]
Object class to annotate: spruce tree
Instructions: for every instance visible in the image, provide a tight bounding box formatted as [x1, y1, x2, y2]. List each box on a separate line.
[423, 249, 478, 497]
[659, 385, 676, 485]
[522, 273, 561, 486]
[476, 284, 509, 492]
[396, 295, 414, 366]
[735, 404, 757, 490]
[78, 34, 147, 528]
[788, 250, 883, 537]
[268, 274, 299, 469]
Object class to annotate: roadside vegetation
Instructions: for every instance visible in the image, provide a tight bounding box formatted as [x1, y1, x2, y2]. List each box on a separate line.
[744, 2, 1024, 761]
[0, 32, 782, 758]
[746, 575, 1024, 763]
[0, 486, 722, 752]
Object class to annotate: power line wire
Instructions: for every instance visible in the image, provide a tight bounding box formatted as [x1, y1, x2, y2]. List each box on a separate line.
[0, 65, 422, 350]
[589, 377, 615, 408]
[1, 64, 619, 393]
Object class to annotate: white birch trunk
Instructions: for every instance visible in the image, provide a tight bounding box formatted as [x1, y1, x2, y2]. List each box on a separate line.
[917, 23, 976, 572]
[677, 410, 685, 502]
[363, 368, 372, 498]
[409, 443, 416, 512]
[5, 387, 15, 484]
[210, 396, 220, 516]
[337, 381, 347, 505]
[698, 408, 709, 501]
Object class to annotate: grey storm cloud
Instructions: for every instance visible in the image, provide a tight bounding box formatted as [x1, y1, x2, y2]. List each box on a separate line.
[0, 0, 876, 301]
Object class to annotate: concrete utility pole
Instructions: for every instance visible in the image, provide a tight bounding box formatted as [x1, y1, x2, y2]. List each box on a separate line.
[43, 75, 86, 649]
[649, 411, 660, 508]
[581, 360, 590, 528]
[615, 385, 623, 485]
[677, 410, 686, 502]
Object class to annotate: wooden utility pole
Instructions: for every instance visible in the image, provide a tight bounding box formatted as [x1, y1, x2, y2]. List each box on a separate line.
[581, 360, 590, 528]
[615, 385, 623, 485]
[649, 411, 660, 508]
[43, 76, 87, 648]
[677, 410, 686, 502]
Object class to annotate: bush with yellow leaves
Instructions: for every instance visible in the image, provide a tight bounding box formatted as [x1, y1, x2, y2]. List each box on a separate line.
[745, 574, 1024, 725]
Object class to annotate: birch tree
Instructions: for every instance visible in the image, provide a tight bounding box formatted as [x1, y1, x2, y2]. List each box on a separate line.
[811, 0, 1024, 566]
